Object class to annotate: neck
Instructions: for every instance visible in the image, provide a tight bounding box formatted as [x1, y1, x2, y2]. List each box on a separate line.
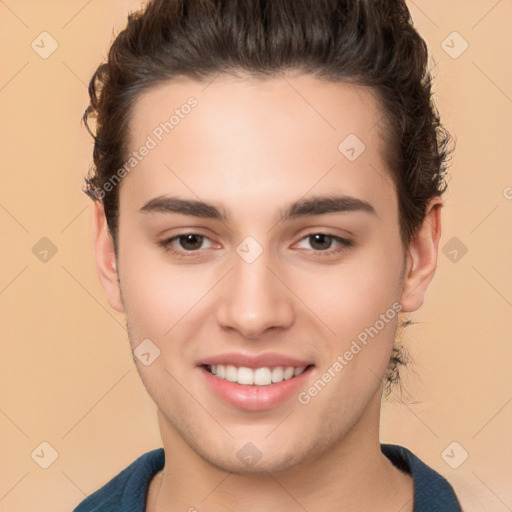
[147, 389, 413, 512]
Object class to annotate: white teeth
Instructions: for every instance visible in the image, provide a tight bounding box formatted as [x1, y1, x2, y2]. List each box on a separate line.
[254, 367, 272, 386]
[237, 367, 254, 385]
[294, 366, 306, 376]
[283, 366, 295, 380]
[208, 364, 308, 386]
[225, 365, 237, 382]
[271, 366, 284, 383]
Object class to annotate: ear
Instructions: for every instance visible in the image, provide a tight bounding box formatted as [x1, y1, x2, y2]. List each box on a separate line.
[400, 196, 443, 312]
[91, 201, 124, 313]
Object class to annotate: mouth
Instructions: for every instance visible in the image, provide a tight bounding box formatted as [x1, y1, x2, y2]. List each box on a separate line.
[198, 360, 315, 411]
[204, 364, 311, 386]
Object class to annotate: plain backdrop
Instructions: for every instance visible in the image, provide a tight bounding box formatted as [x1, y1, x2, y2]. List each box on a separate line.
[0, 1, 511, 510]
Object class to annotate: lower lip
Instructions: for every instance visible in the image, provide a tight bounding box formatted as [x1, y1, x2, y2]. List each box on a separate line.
[199, 366, 314, 411]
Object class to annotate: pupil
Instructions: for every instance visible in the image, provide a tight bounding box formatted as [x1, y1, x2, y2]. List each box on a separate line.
[311, 234, 331, 250]
[181, 234, 202, 250]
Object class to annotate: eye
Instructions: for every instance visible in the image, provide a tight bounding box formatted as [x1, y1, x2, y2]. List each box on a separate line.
[158, 233, 214, 254]
[295, 233, 352, 255]
[157, 231, 352, 258]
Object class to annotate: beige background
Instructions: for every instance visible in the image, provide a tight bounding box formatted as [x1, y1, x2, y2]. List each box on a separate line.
[1, 1, 511, 510]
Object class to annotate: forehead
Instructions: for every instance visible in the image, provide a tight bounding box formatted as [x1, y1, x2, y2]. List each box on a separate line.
[129, 72, 385, 150]
[123, 72, 395, 216]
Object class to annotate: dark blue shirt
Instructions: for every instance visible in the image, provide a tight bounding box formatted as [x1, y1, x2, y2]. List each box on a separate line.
[73, 444, 462, 511]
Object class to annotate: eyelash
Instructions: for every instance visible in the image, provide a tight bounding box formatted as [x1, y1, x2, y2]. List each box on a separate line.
[157, 232, 352, 258]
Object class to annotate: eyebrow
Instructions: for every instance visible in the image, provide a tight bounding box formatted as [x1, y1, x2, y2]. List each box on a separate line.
[139, 194, 376, 221]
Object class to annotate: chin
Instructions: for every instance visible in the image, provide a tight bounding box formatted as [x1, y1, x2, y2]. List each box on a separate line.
[206, 449, 308, 476]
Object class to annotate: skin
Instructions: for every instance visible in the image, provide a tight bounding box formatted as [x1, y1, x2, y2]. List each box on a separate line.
[92, 72, 442, 511]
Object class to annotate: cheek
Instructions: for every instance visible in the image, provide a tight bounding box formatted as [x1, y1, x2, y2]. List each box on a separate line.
[301, 241, 404, 343]
[117, 237, 205, 343]
[299, 237, 404, 407]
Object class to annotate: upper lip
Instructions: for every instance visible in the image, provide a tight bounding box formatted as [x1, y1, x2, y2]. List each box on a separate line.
[197, 352, 314, 369]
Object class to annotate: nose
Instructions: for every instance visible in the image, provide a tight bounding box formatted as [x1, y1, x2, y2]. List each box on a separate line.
[215, 243, 295, 339]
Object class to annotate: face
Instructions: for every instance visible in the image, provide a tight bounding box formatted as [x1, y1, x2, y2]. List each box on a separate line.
[93, 72, 440, 474]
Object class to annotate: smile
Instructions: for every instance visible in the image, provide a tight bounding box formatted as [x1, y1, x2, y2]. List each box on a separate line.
[206, 364, 308, 386]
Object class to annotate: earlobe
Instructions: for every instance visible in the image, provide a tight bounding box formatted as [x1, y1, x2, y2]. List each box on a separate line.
[91, 201, 124, 313]
[400, 197, 443, 313]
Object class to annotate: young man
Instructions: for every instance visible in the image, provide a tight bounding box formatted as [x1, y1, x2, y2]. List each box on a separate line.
[74, 0, 461, 510]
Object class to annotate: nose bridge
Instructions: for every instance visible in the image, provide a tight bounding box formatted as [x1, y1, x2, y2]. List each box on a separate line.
[216, 238, 295, 338]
